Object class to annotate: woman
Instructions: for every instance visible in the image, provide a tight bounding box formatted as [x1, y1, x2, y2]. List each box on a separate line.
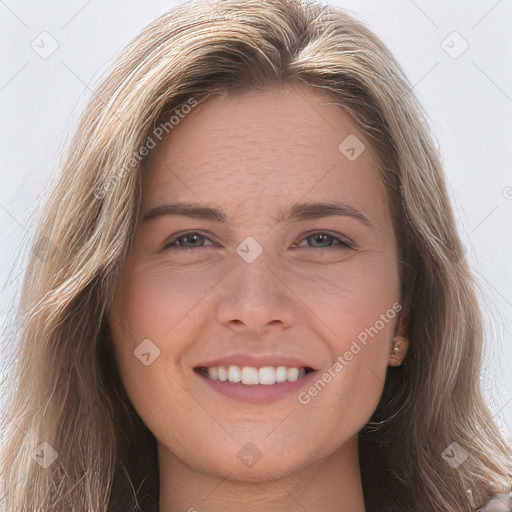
[1, 0, 511, 510]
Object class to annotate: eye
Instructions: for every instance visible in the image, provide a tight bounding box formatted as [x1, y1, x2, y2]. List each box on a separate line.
[292, 231, 354, 249]
[162, 231, 215, 250]
[161, 230, 353, 251]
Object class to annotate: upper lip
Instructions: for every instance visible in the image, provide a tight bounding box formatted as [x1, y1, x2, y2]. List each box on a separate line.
[194, 353, 318, 370]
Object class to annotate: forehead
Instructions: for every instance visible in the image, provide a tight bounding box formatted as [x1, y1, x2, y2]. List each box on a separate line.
[142, 85, 388, 226]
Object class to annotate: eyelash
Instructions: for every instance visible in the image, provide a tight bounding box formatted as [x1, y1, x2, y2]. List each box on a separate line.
[162, 230, 354, 251]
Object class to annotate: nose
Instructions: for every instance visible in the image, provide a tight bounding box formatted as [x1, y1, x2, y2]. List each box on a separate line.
[214, 252, 297, 335]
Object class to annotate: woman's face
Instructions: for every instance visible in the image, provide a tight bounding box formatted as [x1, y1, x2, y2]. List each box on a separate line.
[108, 84, 401, 481]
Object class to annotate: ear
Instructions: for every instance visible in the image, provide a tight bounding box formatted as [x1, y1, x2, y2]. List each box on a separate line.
[388, 335, 409, 367]
[388, 312, 409, 367]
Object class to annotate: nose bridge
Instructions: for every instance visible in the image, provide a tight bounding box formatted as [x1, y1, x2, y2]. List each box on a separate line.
[215, 243, 295, 331]
[235, 237, 282, 301]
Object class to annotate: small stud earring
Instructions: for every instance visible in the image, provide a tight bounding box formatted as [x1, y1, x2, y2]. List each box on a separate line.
[389, 336, 406, 367]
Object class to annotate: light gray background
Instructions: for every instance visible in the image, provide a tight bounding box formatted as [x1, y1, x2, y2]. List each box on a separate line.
[1, 0, 511, 437]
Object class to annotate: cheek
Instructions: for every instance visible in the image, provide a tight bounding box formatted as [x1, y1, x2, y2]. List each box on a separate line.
[107, 268, 221, 441]
[290, 249, 400, 345]
[290, 251, 400, 393]
[111, 261, 221, 350]
[107, 262, 220, 398]
[292, 264, 400, 437]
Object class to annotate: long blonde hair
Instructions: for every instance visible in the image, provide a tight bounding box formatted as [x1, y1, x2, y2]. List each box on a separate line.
[1, 0, 511, 510]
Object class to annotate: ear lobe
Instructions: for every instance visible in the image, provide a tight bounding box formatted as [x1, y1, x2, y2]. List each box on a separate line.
[388, 305, 409, 367]
[388, 335, 409, 367]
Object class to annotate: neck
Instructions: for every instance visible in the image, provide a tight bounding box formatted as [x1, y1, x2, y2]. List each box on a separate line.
[158, 435, 365, 512]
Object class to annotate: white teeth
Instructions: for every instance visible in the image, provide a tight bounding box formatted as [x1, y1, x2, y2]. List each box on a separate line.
[204, 365, 309, 385]
[259, 366, 276, 385]
[275, 366, 287, 383]
[217, 366, 228, 381]
[228, 365, 241, 383]
[287, 367, 299, 382]
[241, 367, 258, 385]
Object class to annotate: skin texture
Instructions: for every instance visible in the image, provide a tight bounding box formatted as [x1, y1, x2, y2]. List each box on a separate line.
[108, 84, 408, 512]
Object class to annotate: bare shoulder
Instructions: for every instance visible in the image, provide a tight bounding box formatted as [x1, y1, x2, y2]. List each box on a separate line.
[480, 492, 512, 511]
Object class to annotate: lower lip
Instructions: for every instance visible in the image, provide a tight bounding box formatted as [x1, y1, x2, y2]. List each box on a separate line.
[194, 370, 318, 405]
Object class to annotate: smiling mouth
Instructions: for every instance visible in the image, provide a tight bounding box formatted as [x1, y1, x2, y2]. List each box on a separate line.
[194, 365, 315, 385]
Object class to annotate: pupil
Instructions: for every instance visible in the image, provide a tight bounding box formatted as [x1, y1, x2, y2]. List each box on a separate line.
[183, 234, 200, 246]
[313, 235, 330, 246]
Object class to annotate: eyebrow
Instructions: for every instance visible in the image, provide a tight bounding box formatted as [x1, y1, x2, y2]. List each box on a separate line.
[142, 200, 374, 227]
